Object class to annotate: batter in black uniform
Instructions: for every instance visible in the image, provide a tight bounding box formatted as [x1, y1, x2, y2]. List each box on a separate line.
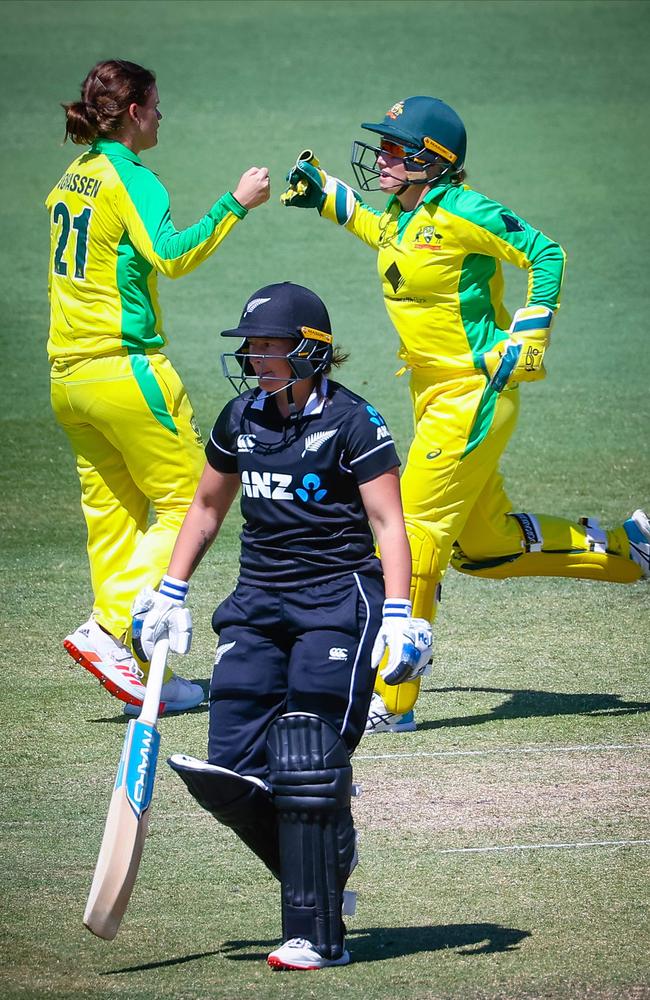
[132, 282, 431, 970]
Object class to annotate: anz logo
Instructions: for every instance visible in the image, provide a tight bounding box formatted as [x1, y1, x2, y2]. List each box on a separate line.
[366, 404, 391, 441]
[241, 471, 328, 503]
[242, 470, 293, 499]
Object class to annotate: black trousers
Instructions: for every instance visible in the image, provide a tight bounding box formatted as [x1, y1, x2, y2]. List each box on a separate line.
[208, 570, 384, 778]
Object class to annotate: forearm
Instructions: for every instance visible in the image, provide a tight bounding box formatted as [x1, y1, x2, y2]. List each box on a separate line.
[167, 500, 223, 581]
[167, 467, 239, 580]
[374, 522, 412, 599]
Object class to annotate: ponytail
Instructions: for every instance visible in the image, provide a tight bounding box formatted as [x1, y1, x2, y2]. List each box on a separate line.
[62, 59, 155, 144]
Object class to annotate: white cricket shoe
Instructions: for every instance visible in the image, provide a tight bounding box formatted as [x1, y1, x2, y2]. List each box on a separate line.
[267, 938, 350, 971]
[363, 692, 416, 735]
[123, 674, 204, 715]
[64, 618, 146, 707]
[624, 509, 650, 578]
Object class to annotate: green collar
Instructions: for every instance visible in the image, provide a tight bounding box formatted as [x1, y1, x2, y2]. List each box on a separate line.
[91, 138, 144, 164]
[386, 180, 450, 214]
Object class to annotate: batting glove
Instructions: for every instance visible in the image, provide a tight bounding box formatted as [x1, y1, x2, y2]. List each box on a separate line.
[131, 576, 192, 661]
[281, 149, 327, 209]
[371, 599, 433, 686]
[482, 306, 554, 391]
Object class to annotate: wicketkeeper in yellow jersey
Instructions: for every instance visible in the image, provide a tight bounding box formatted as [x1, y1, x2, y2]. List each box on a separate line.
[47, 59, 270, 714]
[282, 96, 650, 734]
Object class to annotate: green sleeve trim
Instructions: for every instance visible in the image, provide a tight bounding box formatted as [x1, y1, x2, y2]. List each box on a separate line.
[219, 192, 248, 220]
[129, 353, 177, 435]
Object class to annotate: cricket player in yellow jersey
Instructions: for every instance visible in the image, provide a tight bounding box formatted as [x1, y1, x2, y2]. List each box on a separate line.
[282, 96, 650, 733]
[47, 59, 270, 713]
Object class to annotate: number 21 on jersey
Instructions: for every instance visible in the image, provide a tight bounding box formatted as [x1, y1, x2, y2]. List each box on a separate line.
[52, 202, 92, 279]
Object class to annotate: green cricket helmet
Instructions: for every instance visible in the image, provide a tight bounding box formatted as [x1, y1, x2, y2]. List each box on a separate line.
[351, 96, 467, 191]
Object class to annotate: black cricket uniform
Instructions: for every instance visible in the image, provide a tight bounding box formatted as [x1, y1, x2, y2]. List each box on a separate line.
[204, 378, 400, 776]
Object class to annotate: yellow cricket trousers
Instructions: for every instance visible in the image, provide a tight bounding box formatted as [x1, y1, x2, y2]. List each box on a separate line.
[376, 371, 637, 715]
[51, 351, 205, 644]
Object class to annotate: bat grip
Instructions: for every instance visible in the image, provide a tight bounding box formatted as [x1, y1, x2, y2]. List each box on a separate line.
[138, 636, 170, 726]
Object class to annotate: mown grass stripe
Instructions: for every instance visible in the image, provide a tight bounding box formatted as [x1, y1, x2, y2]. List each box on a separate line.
[356, 742, 650, 761]
[438, 839, 650, 855]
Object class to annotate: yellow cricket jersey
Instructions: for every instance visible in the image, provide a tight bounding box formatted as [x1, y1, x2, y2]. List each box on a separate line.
[320, 180, 566, 377]
[46, 139, 247, 363]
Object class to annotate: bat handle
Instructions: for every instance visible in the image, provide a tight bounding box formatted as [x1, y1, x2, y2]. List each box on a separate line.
[138, 636, 170, 726]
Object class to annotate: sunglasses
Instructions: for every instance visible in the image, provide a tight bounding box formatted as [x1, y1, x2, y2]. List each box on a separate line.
[379, 139, 426, 164]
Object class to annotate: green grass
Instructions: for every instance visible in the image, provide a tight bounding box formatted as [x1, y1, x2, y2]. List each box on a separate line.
[1, 1, 649, 997]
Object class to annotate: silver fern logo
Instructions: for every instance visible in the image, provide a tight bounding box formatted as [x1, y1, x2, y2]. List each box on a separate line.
[301, 428, 338, 457]
[244, 296, 270, 316]
[214, 640, 236, 666]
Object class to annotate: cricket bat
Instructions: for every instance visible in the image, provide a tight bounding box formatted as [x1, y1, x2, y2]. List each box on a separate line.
[83, 636, 170, 940]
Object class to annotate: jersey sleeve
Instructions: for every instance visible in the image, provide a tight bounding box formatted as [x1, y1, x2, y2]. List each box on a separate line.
[342, 401, 401, 484]
[318, 175, 385, 249]
[205, 401, 239, 473]
[447, 187, 566, 310]
[116, 165, 247, 279]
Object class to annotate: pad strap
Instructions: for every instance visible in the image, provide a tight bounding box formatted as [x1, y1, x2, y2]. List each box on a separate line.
[267, 713, 355, 960]
[579, 516, 608, 554]
[168, 754, 279, 877]
[510, 511, 544, 553]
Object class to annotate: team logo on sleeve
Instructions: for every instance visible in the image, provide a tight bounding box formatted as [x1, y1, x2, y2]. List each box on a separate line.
[190, 414, 203, 446]
[366, 405, 391, 441]
[237, 434, 257, 452]
[301, 428, 338, 457]
[501, 212, 524, 233]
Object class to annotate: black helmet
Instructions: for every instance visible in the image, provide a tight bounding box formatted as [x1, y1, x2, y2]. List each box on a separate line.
[351, 96, 467, 192]
[220, 282, 334, 395]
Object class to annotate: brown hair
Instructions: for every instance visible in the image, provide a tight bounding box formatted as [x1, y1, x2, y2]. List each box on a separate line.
[62, 59, 156, 144]
[325, 345, 350, 371]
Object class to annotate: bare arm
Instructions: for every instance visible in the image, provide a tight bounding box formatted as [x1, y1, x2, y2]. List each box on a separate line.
[358, 468, 411, 599]
[167, 463, 240, 582]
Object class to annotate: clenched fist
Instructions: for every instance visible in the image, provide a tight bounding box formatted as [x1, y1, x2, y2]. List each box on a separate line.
[233, 166, 270, 210]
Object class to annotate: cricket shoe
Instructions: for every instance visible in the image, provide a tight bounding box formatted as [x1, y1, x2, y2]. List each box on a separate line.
[64, 618, 146, 707]
[363, 692, 416, 735]
[123, 674, 204, 716]
[267, 938, 350, 971]
[624, 509, 650, 578]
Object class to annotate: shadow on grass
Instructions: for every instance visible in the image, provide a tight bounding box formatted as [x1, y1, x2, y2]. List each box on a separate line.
[219, 922, 530, 963]
[102, 922, 529, 973]
[418, 685, 650, 732]
[102, 950, 222, 974]
[89, 680, 211, 724]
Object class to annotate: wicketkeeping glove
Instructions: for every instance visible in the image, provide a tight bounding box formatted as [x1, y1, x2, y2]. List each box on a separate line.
[481, 305, 554, 391]
[131, 576, 192, 661]
[281, 149, 327, 209]
[371, 599, 433, 686]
